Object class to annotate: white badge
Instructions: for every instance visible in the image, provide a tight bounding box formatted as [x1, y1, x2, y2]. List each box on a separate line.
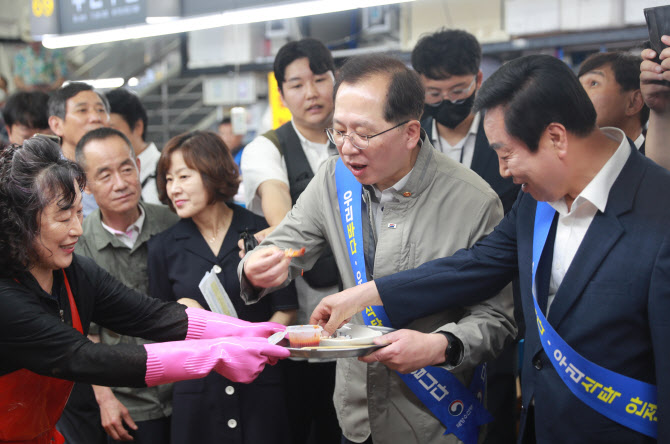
[198, 265, 238, 317]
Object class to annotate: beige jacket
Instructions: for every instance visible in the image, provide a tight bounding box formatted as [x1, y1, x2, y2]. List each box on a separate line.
[240, 135, 516, 444]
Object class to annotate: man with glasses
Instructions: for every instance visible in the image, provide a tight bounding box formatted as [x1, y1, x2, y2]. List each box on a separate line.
[412, 29, 519, 214]
[239, 54, 514, 444]
[414, 30, 522, 444]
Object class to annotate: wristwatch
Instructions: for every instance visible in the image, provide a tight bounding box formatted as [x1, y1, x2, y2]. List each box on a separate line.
[439, 332, 463, 367]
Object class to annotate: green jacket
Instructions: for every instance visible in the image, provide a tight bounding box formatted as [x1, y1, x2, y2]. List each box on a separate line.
[76, 202, 179, 421]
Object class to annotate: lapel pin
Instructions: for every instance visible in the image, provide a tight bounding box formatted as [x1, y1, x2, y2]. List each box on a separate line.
[388, 223, 397, 229]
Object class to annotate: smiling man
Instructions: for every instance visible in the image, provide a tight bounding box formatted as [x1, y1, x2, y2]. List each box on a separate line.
[240, 54, 514, 444]
[311, 54, 670, 444]
[74, 127, 178, 444]
[48, 82, 110, 162]
[48, 82, 110, 219]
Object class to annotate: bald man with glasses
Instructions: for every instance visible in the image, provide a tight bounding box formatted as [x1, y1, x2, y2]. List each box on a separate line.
[239, 54, 514, 444]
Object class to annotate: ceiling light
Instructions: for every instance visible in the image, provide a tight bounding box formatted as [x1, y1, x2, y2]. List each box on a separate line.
[43, 0, 414, 49]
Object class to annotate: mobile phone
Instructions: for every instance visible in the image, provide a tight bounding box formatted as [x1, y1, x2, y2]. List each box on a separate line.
[645, 6, 670, 64]
[240, 229, 258, 253]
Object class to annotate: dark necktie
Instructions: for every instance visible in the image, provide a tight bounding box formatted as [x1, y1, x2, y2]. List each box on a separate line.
[536, 213, 559, 315]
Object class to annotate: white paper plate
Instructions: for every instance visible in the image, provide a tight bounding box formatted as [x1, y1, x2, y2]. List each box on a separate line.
[319, 324, 384, 346]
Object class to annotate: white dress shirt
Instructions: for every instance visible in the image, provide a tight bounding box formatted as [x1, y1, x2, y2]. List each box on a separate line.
[546, 127, 630, 314]
[241, 120, 335, 214]
[138, 142, 162, 206]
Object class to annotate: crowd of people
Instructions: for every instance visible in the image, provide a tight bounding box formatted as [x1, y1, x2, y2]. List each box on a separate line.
[0, 25, 667, 444]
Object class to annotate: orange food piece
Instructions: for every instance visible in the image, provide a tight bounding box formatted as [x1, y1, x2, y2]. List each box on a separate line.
[285, 247, 306, 258]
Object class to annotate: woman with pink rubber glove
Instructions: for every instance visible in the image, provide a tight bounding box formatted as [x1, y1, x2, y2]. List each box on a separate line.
[147, 131, 298, 444]
[0, 137, 289, 444]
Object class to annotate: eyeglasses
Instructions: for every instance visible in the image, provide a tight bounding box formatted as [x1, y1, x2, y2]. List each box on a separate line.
[425, 76, 477, 107]
[325, 120, 410, 150]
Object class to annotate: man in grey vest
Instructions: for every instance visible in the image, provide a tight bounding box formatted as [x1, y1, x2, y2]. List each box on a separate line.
[240, 38, 341, 444]
[75, 127, 179, 443]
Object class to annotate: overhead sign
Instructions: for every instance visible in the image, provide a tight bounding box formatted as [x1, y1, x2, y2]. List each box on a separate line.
[59, 0, 147, 34]
[31, 0, 60, 37]
[182, 0, 276, 17]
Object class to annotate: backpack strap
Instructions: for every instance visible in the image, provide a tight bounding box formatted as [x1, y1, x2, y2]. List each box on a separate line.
[262, 122, 340, 289]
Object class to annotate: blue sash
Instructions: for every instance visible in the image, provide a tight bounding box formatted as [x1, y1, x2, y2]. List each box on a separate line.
[335, 158, 492, 444]
[532, 202, 657, 438]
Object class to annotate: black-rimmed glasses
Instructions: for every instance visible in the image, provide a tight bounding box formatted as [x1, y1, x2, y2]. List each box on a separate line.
[325, 120, 410, 150]
[425, 76, 476, 107]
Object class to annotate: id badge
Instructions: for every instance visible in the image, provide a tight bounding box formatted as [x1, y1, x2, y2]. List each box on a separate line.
[198, 265, 238, 317]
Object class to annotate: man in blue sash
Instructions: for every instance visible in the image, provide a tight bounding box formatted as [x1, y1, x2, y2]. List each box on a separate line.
[413, 30, 522, 444]
[311, 55, 670, 444]
[240, 54, 515, 444]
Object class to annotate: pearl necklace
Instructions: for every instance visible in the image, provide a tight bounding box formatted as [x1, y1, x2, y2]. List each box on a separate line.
[206, 227, 219, 243]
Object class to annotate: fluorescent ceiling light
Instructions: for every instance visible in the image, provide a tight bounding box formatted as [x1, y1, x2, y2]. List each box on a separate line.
[65, 78, 125, 89]
[43, 0, 414, 49]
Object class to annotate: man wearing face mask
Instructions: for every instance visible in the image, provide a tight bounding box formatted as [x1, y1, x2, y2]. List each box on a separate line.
[412, 29, 519, 214]
[413, 29, 521, 444]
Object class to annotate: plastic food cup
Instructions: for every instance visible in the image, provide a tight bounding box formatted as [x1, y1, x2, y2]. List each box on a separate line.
[286, 325, 323, 348]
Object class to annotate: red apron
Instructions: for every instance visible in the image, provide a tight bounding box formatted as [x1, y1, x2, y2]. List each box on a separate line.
[0, 270, 83, 444]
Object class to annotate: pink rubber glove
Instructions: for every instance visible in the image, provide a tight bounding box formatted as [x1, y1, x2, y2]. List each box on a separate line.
[144, 337, 290, 386]
[185, 307, 286, 340]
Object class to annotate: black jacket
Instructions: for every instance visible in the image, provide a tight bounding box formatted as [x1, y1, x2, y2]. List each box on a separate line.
[146, 203, 296, 444]
[0, 254, 188, 387]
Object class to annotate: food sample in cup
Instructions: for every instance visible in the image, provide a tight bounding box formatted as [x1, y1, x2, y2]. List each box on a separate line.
[285, 247, 306, 258]
[286, 325, 323, 348]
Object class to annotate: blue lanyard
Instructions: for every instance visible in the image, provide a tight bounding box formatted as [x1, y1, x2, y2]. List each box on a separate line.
[532, 201, 657, 438]
[335, 158, 491, 444]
